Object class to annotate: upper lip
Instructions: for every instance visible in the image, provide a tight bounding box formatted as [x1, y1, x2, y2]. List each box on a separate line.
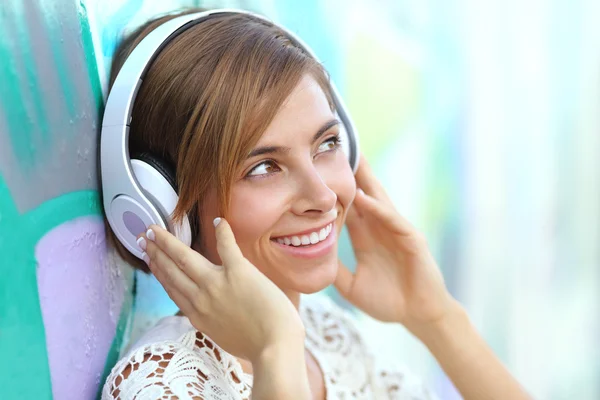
[271, 219, 336, 239]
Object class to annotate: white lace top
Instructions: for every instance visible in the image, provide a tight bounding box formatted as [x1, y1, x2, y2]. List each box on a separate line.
[102, 294, 438, 399]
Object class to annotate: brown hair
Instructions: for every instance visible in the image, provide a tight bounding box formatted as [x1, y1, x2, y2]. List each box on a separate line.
[103, 8, 334, 272]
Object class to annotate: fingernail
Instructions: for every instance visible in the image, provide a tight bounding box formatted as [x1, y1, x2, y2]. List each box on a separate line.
[213, 217, 222, 227]
[357, 188, 364, 196]
[146, 228, 155, 241]
[141, 252, 150, 265]
[136, 237, 147, 251]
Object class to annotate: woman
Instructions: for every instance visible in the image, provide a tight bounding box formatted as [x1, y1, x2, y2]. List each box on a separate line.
[101, 8, 530, 400]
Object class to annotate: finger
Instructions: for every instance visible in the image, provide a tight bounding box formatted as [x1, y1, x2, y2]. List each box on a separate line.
[150, 257, 197, 315]
[355, 154, 388, 201]
[146, 224, 212, 283]
[145, 241, 213, 326]
[152, 266, 202, 325]
[345, 200, 362, 226]
[214, 218, 244, 268]
[353, 189, 416, 236]
[145, 248, 198, 311]
[144, 238, 204, 301]
[333, 260, 355, 301]
[344, 204, 371, 252]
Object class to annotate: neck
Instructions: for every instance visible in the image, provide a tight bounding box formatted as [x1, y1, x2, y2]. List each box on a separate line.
[282, 288, 302, 310]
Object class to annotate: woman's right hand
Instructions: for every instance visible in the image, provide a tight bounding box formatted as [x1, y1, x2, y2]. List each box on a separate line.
[137, 218, 305, 363]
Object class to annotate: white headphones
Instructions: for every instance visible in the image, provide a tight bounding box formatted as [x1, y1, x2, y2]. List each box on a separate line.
[100, 9, 360, 260]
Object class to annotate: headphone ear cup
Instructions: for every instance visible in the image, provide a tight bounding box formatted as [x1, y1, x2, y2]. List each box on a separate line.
[131, 153, 192, 247]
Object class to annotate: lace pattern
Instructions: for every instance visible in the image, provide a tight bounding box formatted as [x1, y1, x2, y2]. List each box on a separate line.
[102, 331, 251, 400]
[102, 294, 437, 399]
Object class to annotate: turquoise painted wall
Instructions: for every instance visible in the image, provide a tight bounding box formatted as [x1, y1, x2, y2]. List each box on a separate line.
[1, 0, 598, 399]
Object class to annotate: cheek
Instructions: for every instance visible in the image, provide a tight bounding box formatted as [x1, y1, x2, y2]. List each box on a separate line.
[226, 187, 284, 251]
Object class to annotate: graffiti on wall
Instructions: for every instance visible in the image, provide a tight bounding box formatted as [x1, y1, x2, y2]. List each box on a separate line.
[0, 0, 134, 398]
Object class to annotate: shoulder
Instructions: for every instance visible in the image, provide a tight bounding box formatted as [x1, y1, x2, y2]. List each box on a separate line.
[101, 317, 251, 400]
[301, 294, 438, 399]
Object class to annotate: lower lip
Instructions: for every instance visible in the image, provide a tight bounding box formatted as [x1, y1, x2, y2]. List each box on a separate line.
[270, 224, 337, 259]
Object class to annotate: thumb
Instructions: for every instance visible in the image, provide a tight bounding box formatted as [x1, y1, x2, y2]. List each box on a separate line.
[334, 260, 355, 301]
[214, 217, 244, 267]
[353, 189, 414, 236]
[345, 203, 370, 252]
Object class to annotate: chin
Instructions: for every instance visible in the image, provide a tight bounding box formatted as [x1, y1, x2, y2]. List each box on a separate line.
[288, 259, 339, 294]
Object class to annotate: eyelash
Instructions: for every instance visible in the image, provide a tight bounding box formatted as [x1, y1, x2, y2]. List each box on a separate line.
[245, 134, 342, 179]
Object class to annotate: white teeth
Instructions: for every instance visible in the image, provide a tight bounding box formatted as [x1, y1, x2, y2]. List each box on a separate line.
[319, 228, 327, 241]
[275, 223, 333, 247]
[310, 232, 319, 244]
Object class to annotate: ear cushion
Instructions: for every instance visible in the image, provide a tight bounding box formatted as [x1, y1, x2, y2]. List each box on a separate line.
[134, 151, 178, 192]
[130, 153, 192, 247]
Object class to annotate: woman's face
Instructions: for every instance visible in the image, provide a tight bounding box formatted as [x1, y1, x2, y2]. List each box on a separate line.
[197, 74, 356, 294]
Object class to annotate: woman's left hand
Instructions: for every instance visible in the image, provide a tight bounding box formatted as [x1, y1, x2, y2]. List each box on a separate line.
[334, 155, 460, 334]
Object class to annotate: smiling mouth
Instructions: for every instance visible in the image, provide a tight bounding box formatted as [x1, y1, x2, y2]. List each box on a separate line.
[271, 223, 333, 247]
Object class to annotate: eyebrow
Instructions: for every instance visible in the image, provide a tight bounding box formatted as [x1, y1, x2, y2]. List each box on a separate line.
[247, 118, 340, 159]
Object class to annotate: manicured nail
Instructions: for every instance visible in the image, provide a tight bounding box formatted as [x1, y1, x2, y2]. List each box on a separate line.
[141, 252, 150, 265]
[213, 217, 222, 227]
[357, 188, 364, 196]
[146, 228, 155, 241]
[136, 236, 147, 251]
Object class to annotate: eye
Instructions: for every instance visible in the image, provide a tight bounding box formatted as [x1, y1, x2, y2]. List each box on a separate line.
[246, 160, 281, 178]
[317, 134, 341, 154]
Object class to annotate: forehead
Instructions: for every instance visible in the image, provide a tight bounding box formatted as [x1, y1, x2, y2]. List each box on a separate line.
[257, 75, 335, 144]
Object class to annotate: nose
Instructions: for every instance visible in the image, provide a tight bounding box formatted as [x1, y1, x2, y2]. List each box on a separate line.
[290, 165, 337, 216]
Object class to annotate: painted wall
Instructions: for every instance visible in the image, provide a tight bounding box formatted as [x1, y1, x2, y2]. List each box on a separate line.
[1, 0, 598, 399]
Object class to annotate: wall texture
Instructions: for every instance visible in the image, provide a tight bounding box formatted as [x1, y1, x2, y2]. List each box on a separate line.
[1, 0, 598, 399]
